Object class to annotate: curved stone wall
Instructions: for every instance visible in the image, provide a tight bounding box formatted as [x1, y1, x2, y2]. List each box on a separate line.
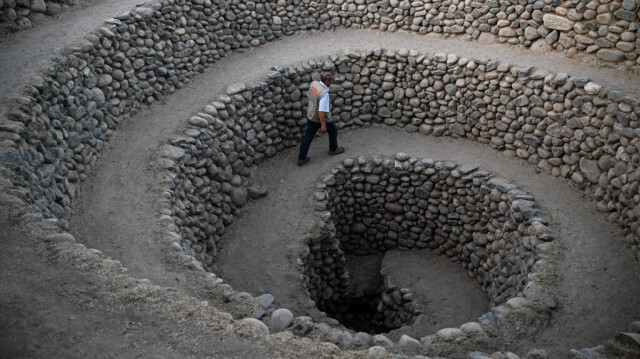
[302, 155, 552, 335]
[0, 0, 638, 354]
[159, 48, 640, 265]
[309, 155, 546, 305]
[329, 0, 639, 72]
[0, 0, 78, 35]
[0, 0, 637, 263]
[2, 0, 639, 72]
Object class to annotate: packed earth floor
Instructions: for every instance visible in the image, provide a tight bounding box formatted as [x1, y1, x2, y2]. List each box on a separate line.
[1, 1, 640, 358]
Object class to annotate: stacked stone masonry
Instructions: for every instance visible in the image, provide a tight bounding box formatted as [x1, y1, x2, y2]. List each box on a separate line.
[302, 194, 422, 333]
[0, 0, 638, 353]
[301, 155, 552, 334]
[2, 0, 639, 73]
[0, 0, 638, 262]
[0, 0, 80, 35]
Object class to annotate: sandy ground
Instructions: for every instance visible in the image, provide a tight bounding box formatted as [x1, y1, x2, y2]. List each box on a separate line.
[1, 2, 640, 358]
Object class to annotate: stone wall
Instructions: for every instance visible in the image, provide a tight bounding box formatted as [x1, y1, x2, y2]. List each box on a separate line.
[3, 0, 638, 73]
[0, 0, 638, 261]
[328, 0, 639, 72]
[160, 47, 639, 283]
[0, 0, 636, 352]
[0, 0, 79, 35]
[307, 155, 548, 308]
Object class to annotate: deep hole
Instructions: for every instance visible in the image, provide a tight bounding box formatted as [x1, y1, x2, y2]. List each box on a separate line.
[318, 253, 415, 334]
[304, 156, 542, 335]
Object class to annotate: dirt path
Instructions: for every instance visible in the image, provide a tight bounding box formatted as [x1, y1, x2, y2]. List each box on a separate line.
[1, 4, 640, 357]
[0, 0, 139, 119]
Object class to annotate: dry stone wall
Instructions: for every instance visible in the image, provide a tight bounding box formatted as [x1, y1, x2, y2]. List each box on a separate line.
[304, 155, 549, 317]
[161, 47, 640, 277]
[2, 0, 638, 74]
[0, 0, 83, 34]
[0, 0, 636, 353]
[328, 0, 640, 72]
[0, 0, 638, 261]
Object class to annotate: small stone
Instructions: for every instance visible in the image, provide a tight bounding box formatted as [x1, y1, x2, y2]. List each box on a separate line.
[238, 318, 269, 336]
[188, 116, 209, 127]
[630, 322, 640, 333]
[543, 14, 574, 31]
[226, 83, 246, 95]
[373, 334, 394, 348]
[506, 297, 528, 309]
[43, 233, 76, 243]
[230, 187, 247, 207]
[579, 158, 601, 183]
[460, 322, 483, 334]
[0, 148, 21, 167]
[247, 186, 268, 199]
[436, 327, 464, 340]
[597, 49, 626, 62]
[161, 145, 185, 160]
[98, 74, 112, 86]
[134, 6, 154, 18]
[584, 82, 601, 95]
[270, 308, 294, 331]
[291, 316, 314, 335]
[31, 0, 46, 13]
[397, 335, 421, 353]
[613, 9, 636, 21]
[366, 346, 388, 359]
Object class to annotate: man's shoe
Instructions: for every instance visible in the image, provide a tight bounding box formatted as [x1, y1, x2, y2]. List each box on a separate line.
[297, 157, 310, 166]
[329, 147, 345, 155]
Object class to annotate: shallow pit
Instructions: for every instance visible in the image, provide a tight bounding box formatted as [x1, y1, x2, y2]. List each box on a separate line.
[303, 154, 554, 336]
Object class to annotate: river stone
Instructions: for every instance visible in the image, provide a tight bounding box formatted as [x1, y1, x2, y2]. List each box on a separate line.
[397, 335, 421, 353]
[161, 145, 185, 159]
[31, 0, 46, 12]
[367, 346, 388, 359]
[230, 187, 247, 207]
[270, 308, 294, 331]
[189, 116, 209, 127]
[238, 318, 269, 336]
[43, 232, 76, 243]
[252, 294, 275, 319]
[437, 327, 464, 340]
[227, 83, 246, 95]
[134, 6, 154, 18]
[597, 49, 625, 62]
[460, 322, 483, 334]
[384, 202, 403, 214]
[614, 9, 636, 21]
[0, 148, 21, 167]
[248, 186, 268, 199]
[584, 82, 601, 95]
[449, 123, 465, 136]
[579, 158, 601, 183]
[98, 74, 112, 86]
[543, 14, 574, 31]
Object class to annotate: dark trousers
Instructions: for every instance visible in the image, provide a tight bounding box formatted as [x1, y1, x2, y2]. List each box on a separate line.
[298, 120, 338, 161]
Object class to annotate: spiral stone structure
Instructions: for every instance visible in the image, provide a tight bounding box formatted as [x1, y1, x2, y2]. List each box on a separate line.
[1, 0, 640, 358]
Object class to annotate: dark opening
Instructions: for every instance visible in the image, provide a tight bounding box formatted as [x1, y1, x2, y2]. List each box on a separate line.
[316, 253, 419, 334]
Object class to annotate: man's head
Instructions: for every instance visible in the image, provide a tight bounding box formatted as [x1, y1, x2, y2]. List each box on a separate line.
[321, 71, 334, 86]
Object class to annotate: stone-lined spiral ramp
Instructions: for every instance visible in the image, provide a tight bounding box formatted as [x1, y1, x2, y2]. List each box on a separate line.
[1, 1, 640, 358]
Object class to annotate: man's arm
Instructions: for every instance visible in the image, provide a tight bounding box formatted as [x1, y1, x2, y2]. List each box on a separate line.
[319, 111, 327, 133]
[318, 91, 330, 133]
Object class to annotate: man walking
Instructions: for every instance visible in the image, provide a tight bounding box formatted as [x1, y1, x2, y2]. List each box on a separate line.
[297, 71, 345, 166]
